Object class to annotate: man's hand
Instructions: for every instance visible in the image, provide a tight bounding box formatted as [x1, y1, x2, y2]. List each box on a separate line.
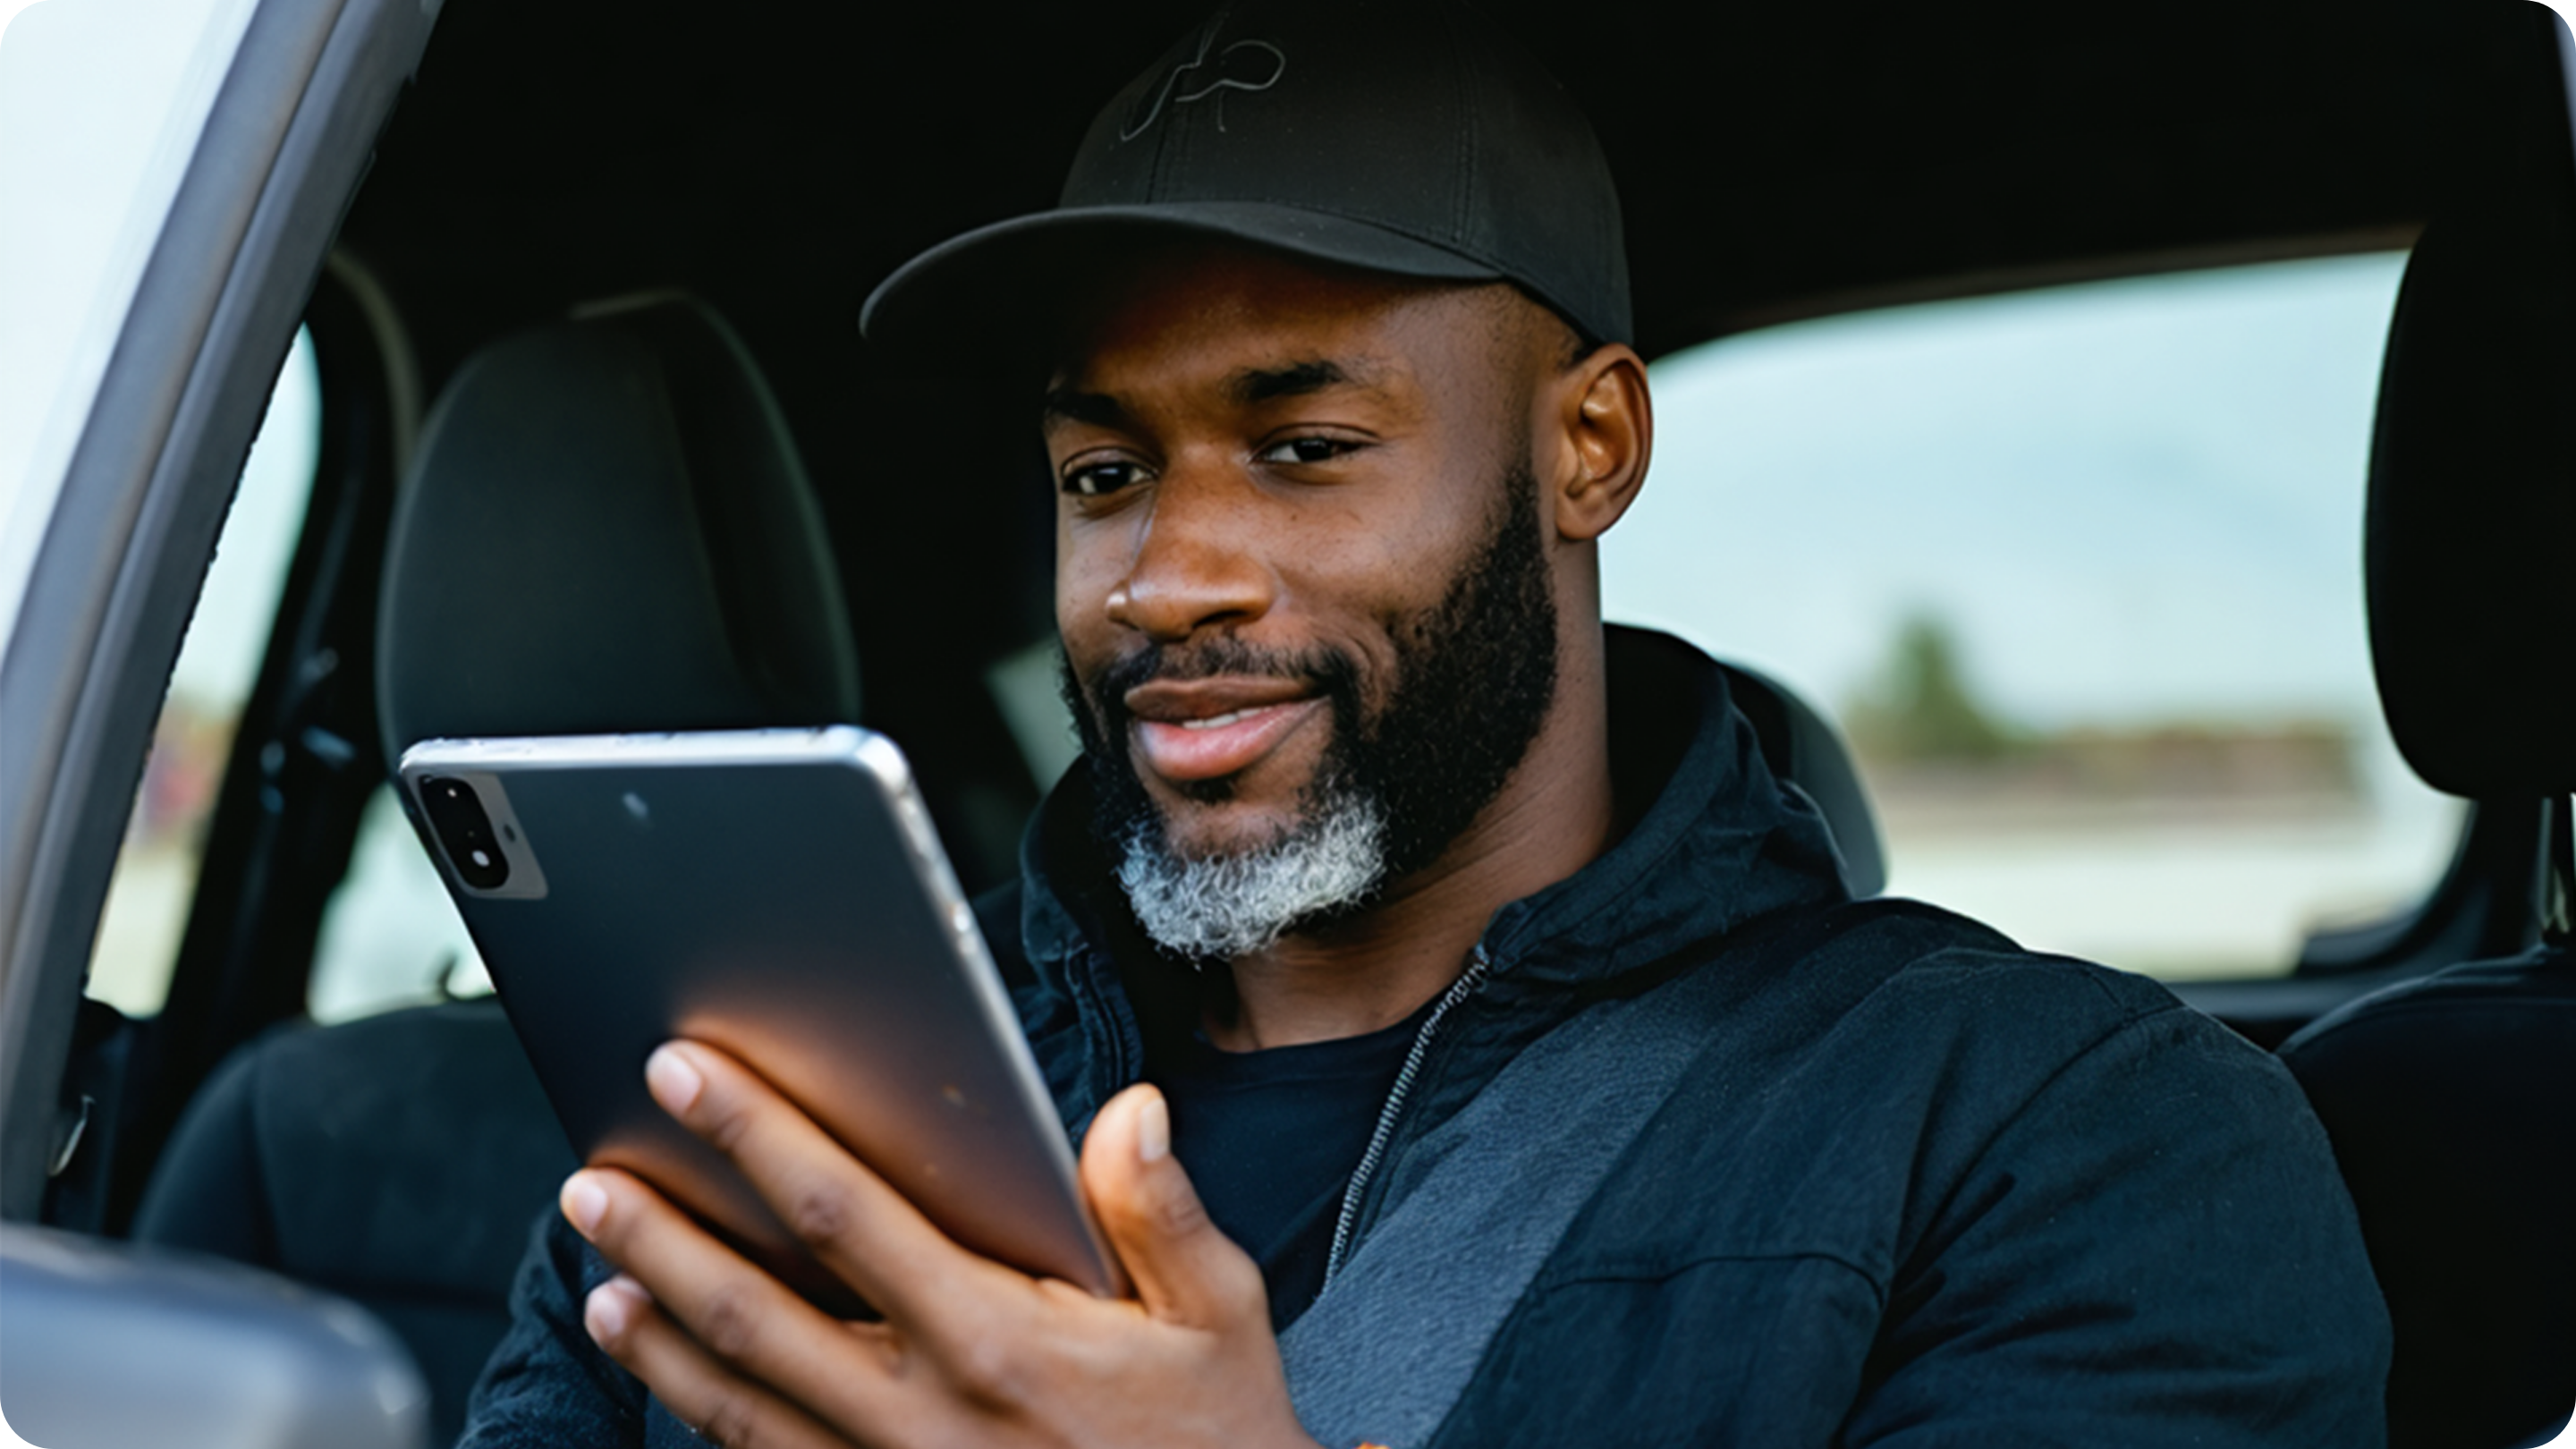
[557, 1041, 1323, 1449]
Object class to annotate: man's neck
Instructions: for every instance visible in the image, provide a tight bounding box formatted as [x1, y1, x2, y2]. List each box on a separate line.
[1200, 670, 1615, 1053]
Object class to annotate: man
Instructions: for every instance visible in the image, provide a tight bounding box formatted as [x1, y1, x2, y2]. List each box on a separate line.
[462, 4, 2390, 1445]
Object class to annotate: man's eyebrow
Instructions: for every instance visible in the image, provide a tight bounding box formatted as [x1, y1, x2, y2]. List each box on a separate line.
[1225, 358, 1386, 406]
[1039, 387, 1127, 429]
[1042, 359, 1391, 424]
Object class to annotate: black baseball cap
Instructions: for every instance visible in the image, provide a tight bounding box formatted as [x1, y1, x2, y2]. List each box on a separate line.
[859, 0, 1631, 357]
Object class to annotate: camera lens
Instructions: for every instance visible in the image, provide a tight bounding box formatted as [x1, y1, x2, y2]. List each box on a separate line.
[419, 775, 511, 889]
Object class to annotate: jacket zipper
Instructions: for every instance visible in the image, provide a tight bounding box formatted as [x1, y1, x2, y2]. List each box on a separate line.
[1323, 944, 1496, 1285]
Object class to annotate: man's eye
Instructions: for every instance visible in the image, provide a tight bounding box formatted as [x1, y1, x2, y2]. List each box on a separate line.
[1260, 436, 1353, 466]
[1062, 462, 1146, 497]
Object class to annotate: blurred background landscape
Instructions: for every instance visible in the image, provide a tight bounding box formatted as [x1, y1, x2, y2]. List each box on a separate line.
[1606, 250, 2460, 978]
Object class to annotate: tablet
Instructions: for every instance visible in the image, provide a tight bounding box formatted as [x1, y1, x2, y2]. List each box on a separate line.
[396, 725, 1123, 1305]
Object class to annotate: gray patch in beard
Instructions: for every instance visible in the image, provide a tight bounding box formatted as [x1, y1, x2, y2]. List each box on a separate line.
[1115, 784, 1388, 962]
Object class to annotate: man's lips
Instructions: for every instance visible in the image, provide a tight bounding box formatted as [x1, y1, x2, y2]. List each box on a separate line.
[1123, 677, 1326, 784]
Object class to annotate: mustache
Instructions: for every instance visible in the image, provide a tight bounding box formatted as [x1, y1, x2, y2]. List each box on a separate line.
[1082, 637, 1360, 722]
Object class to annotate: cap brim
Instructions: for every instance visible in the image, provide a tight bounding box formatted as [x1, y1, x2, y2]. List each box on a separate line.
[860, 201, 1504, 359]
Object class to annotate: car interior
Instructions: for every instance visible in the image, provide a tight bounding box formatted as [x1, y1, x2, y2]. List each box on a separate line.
[5, 3, 2570, 1445]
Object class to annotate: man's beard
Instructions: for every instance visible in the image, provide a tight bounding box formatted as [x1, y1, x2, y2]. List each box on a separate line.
[1062, 458, 1561, 962]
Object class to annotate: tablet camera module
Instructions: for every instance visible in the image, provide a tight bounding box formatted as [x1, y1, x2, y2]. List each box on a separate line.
[420, 775, 512, 889]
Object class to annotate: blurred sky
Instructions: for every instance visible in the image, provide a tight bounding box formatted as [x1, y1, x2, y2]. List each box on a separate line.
[1605, 251, 2414, 733]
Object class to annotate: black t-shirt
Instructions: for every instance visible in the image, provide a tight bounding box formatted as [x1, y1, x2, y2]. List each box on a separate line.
[1149, 1003, 1429, 1331]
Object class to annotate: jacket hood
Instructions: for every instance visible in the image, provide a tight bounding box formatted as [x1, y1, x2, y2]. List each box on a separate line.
[1014, 626, 1852, 1009]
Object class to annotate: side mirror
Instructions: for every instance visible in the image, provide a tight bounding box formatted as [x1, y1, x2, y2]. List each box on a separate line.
[0, 1223, 426, 1449]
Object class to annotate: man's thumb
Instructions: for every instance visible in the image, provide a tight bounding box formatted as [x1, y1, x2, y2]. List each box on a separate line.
[1080, 1084, 1269, 1329]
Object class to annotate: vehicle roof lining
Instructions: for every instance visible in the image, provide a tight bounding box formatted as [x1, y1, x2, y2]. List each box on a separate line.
[344, 1, 2536, 366]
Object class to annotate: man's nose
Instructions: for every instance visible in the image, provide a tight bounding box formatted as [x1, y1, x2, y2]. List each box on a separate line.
[1104, 462, 1277, 642]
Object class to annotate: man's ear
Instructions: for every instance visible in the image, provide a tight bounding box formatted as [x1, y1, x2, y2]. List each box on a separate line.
[1547, 345, 1652, 543]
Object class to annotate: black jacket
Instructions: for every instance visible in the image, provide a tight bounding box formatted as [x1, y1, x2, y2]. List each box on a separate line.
[462, 628, 2390, 1447]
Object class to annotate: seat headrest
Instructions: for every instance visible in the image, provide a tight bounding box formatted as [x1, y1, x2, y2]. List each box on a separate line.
[1719, 659, 1887, 897]
[377, 297, 860, 762]
[1606, 627, 1885, 895]
[2366, 11, 2576, 799]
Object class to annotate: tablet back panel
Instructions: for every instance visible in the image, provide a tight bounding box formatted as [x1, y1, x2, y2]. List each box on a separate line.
[399, 727, 1114, 1300]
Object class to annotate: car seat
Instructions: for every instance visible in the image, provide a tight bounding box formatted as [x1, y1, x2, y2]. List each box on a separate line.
[2275, 15, 2576, 1446]
[133, 294, 862, 1445]
[1699, 646, 1885, 899]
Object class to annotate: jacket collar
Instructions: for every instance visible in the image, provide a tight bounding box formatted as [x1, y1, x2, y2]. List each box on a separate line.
[1016, 625, 1851, 1009]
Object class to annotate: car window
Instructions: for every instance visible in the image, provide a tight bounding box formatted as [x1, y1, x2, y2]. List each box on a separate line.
[1605, 251, 2461, 980]
[307, 783, 490, 1023]
[82, 326, 318, 1017]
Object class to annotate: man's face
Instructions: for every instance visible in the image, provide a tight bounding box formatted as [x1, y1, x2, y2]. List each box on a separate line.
[1044, 247, 1569, 956]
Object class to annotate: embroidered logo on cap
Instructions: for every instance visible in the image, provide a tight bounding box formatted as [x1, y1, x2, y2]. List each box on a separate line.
[1121, 24, 1285, 140]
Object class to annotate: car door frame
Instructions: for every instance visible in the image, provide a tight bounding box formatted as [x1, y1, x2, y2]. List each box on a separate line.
[0, 0, 440, 1219]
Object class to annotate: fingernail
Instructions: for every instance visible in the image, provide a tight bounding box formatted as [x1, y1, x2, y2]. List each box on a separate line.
[646, 1045, 702, 1115]
[584, 1281, 632, 1343]
[562, 1173, 607, 1237]
[1137, 1092, 1169, 1163]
